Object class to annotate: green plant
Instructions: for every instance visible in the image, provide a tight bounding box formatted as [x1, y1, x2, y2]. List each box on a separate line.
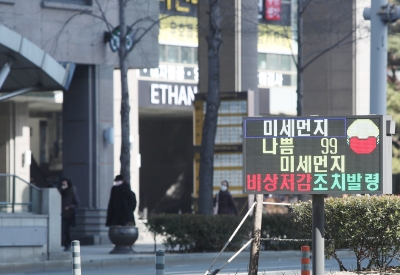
[146, 214, 251, 252]
[261, 213, 308, 251]
[292, 195, 400, 272]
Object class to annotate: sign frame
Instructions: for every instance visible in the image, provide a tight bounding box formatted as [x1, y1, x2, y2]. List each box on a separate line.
[242, 115, 393, 195]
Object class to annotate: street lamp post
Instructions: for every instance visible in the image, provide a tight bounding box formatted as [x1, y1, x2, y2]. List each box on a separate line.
[364, 1, 400, 115]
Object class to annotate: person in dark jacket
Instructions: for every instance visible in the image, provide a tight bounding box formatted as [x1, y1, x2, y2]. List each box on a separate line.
[60, 178, 79, 251]
[106, 175, 137, 227]
[214, 180, 238, 215]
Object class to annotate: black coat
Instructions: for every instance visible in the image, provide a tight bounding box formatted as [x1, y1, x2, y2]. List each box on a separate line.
[106, 183, 137, 226]
[61, 186, 79, 219]
[214, 190, 238, 215]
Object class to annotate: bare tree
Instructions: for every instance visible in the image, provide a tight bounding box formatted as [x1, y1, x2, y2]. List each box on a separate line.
[259, 0, 369, 116]
[110, 0, 164, 183]
[198, 0, 222, 215]
[54, 0, 165, 184]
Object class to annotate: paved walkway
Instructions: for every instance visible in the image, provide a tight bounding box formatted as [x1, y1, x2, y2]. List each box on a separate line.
[0, 220, 354, 274]
[0, 238, 355, 274]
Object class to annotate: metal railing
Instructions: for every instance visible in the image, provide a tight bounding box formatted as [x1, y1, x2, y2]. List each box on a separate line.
[0, 174, 42, 214]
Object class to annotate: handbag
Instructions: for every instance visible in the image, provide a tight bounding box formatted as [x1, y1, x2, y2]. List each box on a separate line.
[213, 193, 219, 215]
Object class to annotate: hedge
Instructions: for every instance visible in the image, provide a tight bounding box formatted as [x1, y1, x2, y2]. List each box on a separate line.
[146, 195, 400, 272]
[261, 213, 309, 251]
[146, 213, 308, 252]
[292, 195, 400, 271]
[145, 214, 251, 252]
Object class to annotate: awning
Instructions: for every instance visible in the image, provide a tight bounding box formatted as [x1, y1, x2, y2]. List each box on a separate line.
[0, 24, 75, 100]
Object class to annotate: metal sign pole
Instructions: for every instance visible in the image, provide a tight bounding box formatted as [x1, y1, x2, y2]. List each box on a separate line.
[248, 194, 263, 275]
[363, 1, 400, 115]
[312, 195, 325, 275]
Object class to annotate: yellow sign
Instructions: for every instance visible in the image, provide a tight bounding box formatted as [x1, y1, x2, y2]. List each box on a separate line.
[159, 15, 198, 46]
[258, 24, 293, 54]
[160, 0, 197, 16]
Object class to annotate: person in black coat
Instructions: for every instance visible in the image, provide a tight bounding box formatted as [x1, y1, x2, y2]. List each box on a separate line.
[214, 180, 238, 215]
[106, 175, 137, 227]
[60, 178, 79, 251]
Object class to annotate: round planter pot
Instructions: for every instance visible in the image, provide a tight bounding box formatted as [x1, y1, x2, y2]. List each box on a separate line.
[108, 226, 139, 254]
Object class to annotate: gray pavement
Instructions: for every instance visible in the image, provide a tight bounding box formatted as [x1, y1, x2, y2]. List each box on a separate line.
[0, 238, 355, 274]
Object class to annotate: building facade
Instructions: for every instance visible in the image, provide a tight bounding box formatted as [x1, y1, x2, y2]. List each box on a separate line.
[0, 0, 159, 244]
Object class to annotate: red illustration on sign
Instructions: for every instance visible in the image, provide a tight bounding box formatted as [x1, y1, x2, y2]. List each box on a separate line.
[347, 119, 379, 154]
[265, 0, 281, 21]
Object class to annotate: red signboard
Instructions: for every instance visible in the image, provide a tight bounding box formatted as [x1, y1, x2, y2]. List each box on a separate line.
[265, 0, 281, 21]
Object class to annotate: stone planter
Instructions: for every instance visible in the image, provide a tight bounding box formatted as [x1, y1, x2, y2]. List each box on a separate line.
[108, 226, 139, 254]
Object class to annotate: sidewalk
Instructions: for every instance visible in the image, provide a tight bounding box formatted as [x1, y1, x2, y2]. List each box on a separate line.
[0, 238, 354, 274]
[0, 221, 354, 274]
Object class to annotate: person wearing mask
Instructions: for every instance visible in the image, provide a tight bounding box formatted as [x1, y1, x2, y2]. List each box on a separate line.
[213, 180, 238, 215]
[106, 175, 137, 227]
[60, 178, 80, 252]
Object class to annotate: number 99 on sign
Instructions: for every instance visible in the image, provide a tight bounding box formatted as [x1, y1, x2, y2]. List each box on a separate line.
[321, 138, 337, 154]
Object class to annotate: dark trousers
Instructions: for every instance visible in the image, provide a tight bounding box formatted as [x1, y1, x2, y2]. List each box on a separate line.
[62, 217, 73, 248]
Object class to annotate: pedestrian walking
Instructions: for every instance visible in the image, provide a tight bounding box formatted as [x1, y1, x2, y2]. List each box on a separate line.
[106, 175, 137, 226]
[60, 178, 80, 252]
[213, 180, 238, 215]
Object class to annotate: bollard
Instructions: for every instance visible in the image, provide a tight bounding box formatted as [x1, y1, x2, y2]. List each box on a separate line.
[156, 250, 165, 275]
[72, 240, 81, 275]
[301, 246, 310, 275]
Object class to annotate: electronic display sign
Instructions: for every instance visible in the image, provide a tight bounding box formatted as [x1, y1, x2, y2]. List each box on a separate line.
[243, 116, 391, 195]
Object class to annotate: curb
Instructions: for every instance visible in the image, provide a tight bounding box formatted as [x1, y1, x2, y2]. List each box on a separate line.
[0, 250, 355, 274]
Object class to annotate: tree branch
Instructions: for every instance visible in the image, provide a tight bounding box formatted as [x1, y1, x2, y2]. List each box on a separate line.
[125, 14, 172, 59]
[49, 11, 91, 55]
[299, 0, 313, 16]
[94, 0, 114, 32]
[301, 29, 353, 72]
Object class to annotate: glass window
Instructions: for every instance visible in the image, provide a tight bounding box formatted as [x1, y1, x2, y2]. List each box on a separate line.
[281, 55, 291, 71]
[193, 47, 198, 64]
[46, 0, 92, 4]
[159, 45, 166, 62]
[292, 56, 297, 71]
[258, 53, 267, 69]
[266, 54, 279, 70]
[167, 45, 179, 63]
[181, 47, 193, 64]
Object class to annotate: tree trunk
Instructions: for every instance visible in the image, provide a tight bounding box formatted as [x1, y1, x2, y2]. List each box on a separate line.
[296, 0, 303, 116]
[118, 0, 131, 184]
[248, 194, 263, 275]
[198, 0, 222, 215]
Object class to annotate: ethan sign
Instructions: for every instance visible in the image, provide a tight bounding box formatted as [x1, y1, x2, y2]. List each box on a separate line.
[138, 80, 197, 109]
[243, 116, 394, 195]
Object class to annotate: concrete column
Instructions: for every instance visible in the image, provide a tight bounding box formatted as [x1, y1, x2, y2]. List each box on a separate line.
[63, 64, 114, 244]
[41, 188, 62, 259]
[0, 102, 30, 211]
[0, 102, 30, 179]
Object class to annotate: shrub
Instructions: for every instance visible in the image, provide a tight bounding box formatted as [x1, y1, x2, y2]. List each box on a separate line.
[146, 214, 251, 252]
[292, 195, 400, 271]
[261, 213, 309, 251]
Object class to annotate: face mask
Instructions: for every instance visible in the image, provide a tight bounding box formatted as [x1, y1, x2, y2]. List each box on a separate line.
[115, 181, 123, 186]
[61, 185, 68, 190]
[221, 185, 227, 191]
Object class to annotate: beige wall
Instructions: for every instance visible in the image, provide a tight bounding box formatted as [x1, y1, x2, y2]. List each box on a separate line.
[0, 0, 159, 68]
[303, 0, 370, 116]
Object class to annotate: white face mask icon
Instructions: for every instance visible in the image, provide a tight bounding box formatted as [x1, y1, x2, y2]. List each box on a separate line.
[220, 185, 227, 191]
